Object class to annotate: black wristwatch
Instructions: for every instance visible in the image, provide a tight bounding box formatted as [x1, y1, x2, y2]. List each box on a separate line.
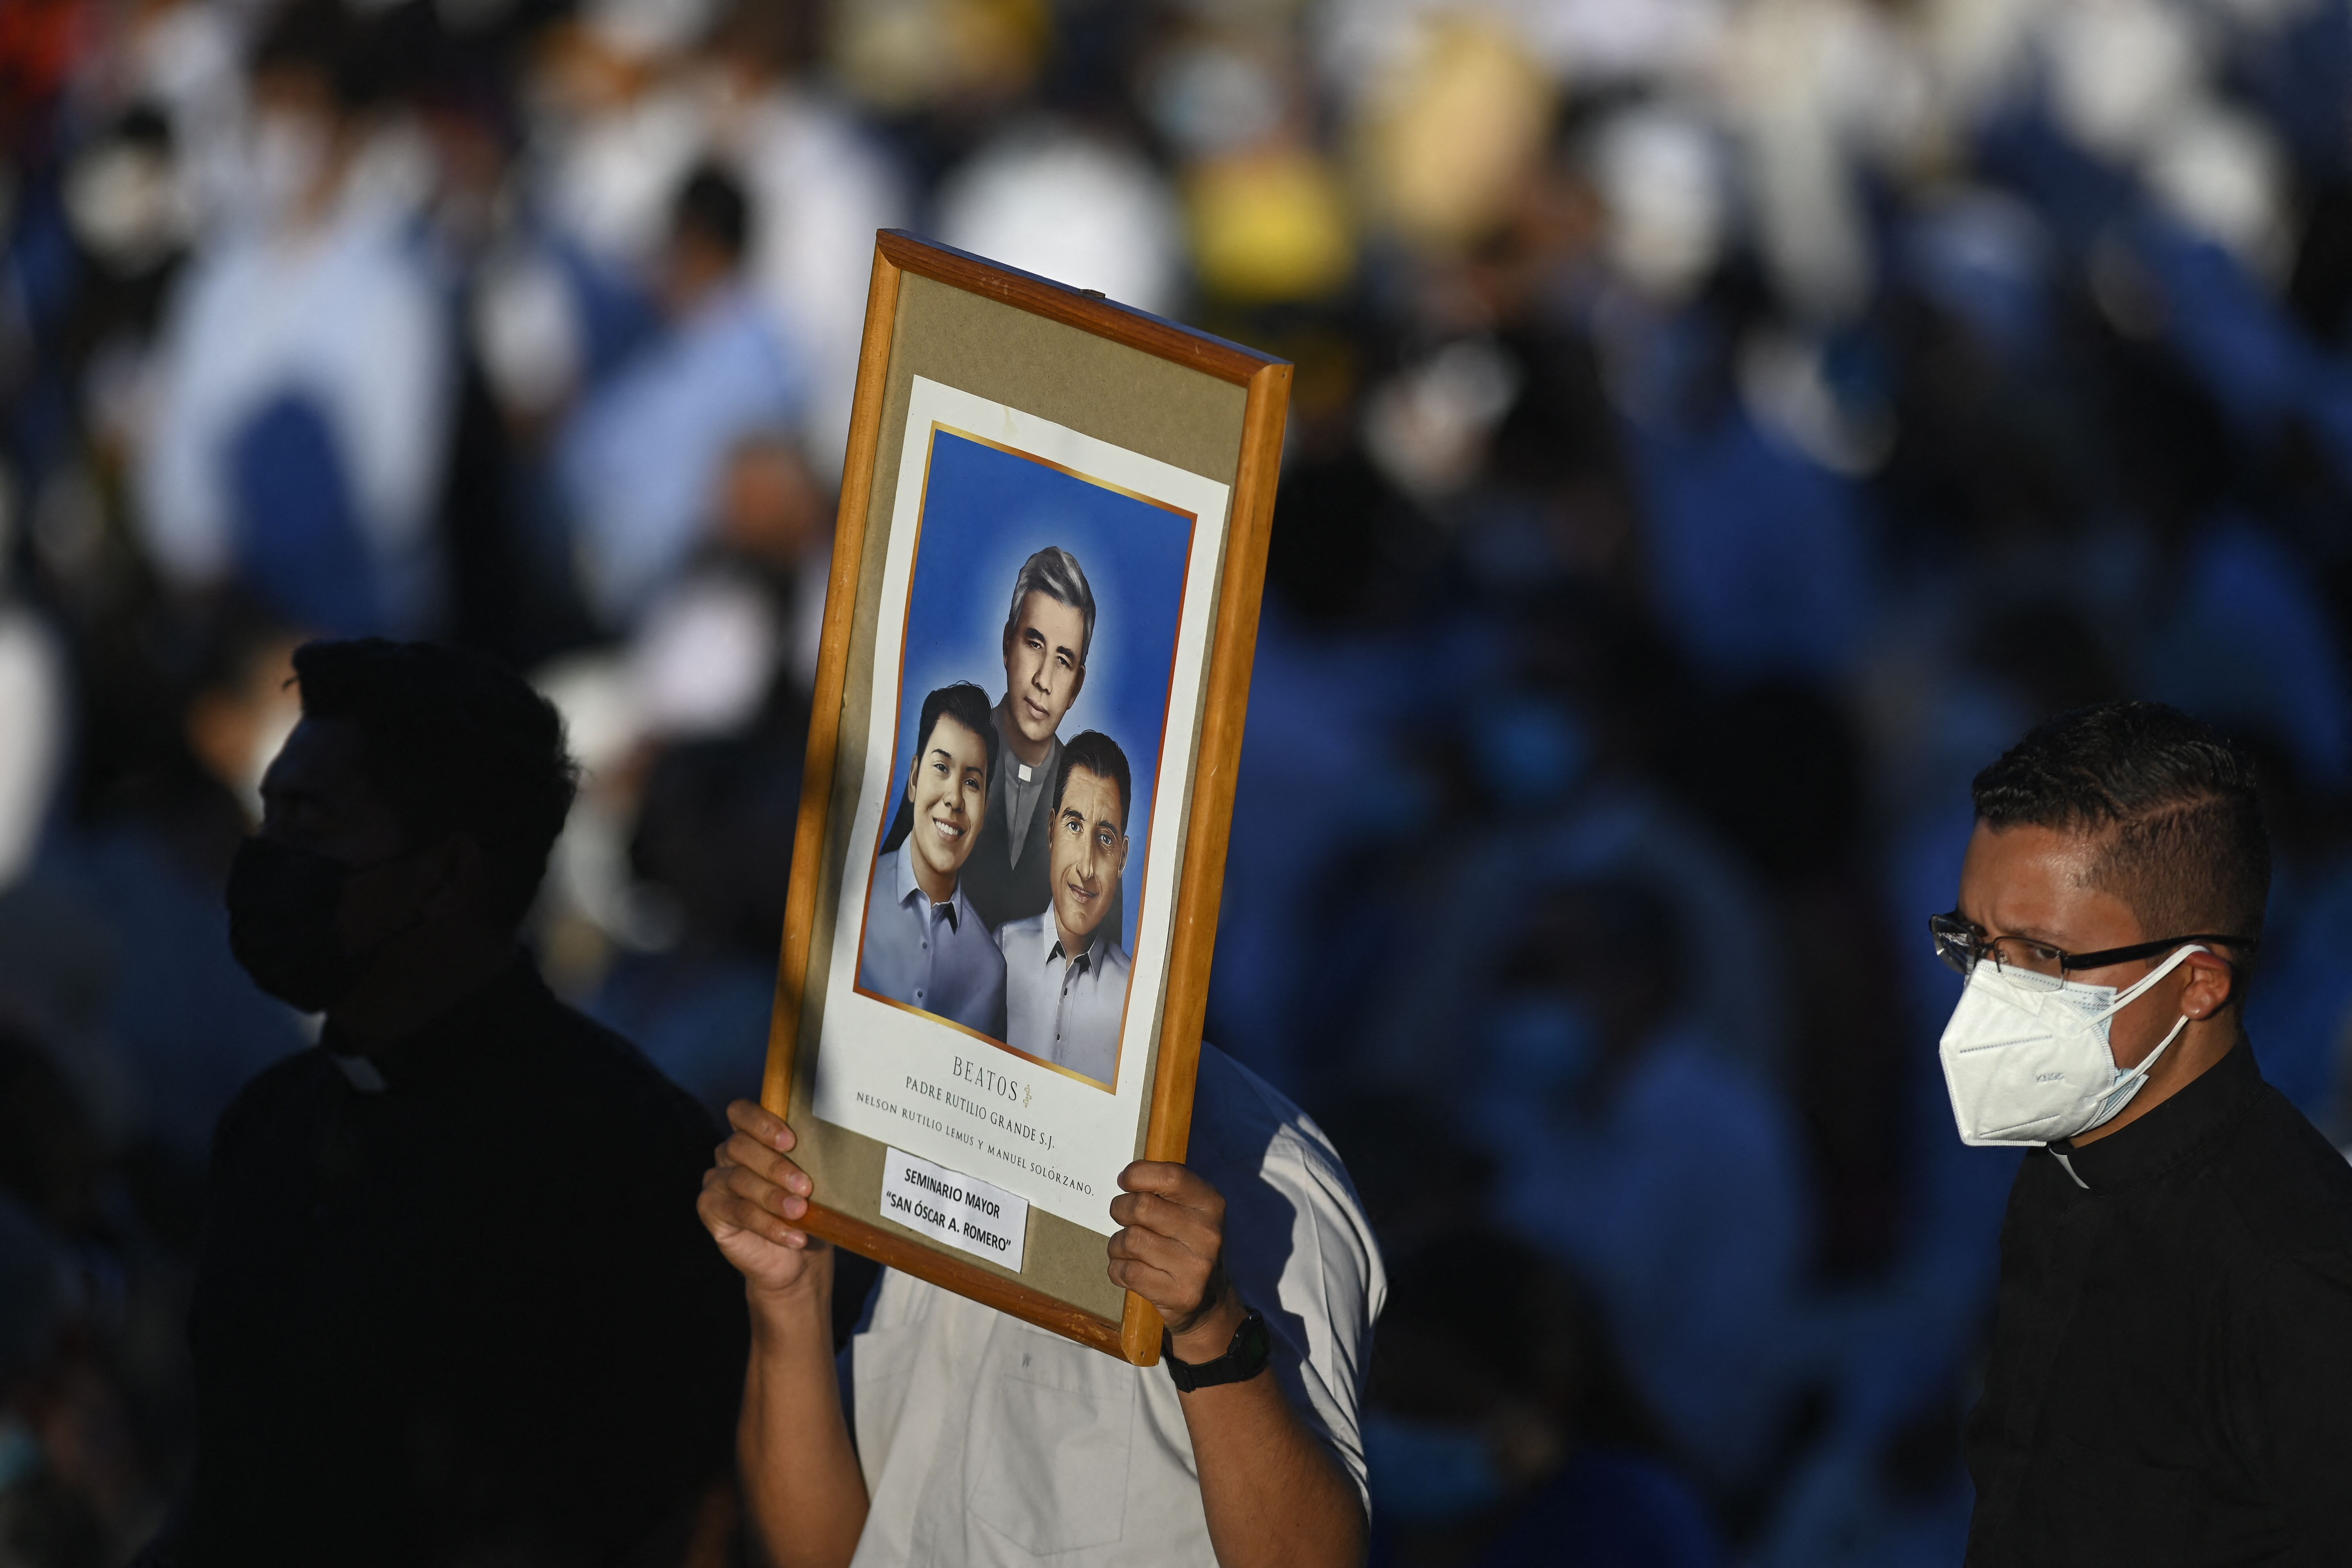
[1163, 1305, 1271, 1392]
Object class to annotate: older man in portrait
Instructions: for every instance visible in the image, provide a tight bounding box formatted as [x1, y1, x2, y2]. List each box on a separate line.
[856, 682, 1005, 1036]
[996, 730, 1135, 1084]
[963, 546, 1097, 932]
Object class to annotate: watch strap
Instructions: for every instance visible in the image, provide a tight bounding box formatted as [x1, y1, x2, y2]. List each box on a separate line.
[1162, 1306, 1271, 1392]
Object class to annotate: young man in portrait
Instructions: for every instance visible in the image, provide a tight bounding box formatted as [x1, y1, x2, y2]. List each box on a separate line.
[857, 681, 1007, 1037]
[996, 730, 1134, 1084]
[962, 546, 1097, 933]
[1940, 701, 2352, 1564]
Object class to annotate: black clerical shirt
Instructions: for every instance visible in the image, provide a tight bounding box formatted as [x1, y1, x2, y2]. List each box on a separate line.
[1965, 1040, 2352, 1566]
[178, 960, 748, 1568]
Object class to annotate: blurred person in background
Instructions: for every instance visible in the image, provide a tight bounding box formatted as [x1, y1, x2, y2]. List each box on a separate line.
[1944, 702, 2352, 1564]
[42, 608, 311, 1168]
[1473, 873, 1814, 1502]
[0, 1021, 148, 1568]
[0, 1184, 96, 1568]
[557, 160, 802, 632]
[555, 432, 828, 1075]
[163, 639, 745, 1567]
[1365, 1227, 1721, 1568]
[0, 497, 67, 899]
[589, 695, 805, 1118]
[704, 0, 911, 471]
[133, 0, 450, 640]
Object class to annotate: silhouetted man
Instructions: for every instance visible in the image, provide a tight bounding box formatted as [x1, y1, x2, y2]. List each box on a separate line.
[166, 639, 746, 1567]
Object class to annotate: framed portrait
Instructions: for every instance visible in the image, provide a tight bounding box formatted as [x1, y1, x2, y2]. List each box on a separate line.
[761, 232, 1291, 1363]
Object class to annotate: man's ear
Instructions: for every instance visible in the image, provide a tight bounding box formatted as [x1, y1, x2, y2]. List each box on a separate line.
[2180, 949, 2239, 1020]
[418, 833, 486, 919]
[1069, 664, 1085, 702]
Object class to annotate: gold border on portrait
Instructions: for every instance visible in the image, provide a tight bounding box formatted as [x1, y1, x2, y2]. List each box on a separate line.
[848, 418, 1203, 1098]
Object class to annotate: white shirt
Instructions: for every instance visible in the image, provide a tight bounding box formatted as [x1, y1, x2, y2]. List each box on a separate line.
[996, 912, 1132, 1085]
[844, 1045, 1383, 1567]
[138, 192, 448, 630]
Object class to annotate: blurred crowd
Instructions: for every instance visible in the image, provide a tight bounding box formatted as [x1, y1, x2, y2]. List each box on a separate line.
[5, 0, 2352, 1562]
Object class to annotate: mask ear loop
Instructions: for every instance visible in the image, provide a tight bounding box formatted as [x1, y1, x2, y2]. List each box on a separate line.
[2080, 945, 2208, 1133]
[2091, 943, 2207, 1024]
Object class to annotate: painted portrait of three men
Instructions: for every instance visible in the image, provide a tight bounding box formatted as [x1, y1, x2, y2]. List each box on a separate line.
[852, 423, 1193, 1093]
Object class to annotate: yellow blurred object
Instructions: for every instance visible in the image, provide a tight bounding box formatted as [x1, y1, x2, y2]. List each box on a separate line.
[1187, 147, 1356, 303]
[1358, 19, 1555, 253]
[831, 0, 1049, 113]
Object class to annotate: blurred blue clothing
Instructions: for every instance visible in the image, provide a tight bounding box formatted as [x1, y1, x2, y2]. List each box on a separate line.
[49, 826, 307, 1158]
[1366, 1449, 1722, 1568]
[1626, 408, 1873, 688]
[2246, 860, 2352, 1124]
[557, 282, 802, 628]
[1210, 608, 1456, 1090]
[1899, 192, 2056, 365]
[2239, 0, 2352, 178]
[588, 952, 774, 1119]
[2140, 515, 2352, 790]
[228, 393, 385, 637]
[1972, 105, 2138, 256]
[1477, 1450, 1724, 1568]
[1479, 1025, 1812, 1488]
[2132, 220, 2352, 495]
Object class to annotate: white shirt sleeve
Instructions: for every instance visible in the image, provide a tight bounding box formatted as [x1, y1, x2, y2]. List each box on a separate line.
[1185, 1045, 1387, 1513]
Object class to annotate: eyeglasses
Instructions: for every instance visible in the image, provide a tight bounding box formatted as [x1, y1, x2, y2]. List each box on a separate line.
[1929, 911, 2254, 990]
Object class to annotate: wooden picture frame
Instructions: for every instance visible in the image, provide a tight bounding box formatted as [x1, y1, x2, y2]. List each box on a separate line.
[759, 231, 1291, 1364]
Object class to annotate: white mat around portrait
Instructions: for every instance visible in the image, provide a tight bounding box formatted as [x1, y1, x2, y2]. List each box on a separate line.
[812, 375, 1231, 1236]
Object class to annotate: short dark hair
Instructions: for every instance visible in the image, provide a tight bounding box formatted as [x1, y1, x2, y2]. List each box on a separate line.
[252, 0, 411, 114]
[292, 639, 578, 927]
[672, 163, 750, 261]
[882, 683, 996, 853]
[918, 683, 997, 784]
[1054, 731, 1131, 832]
[1971, 701, 2269, 948]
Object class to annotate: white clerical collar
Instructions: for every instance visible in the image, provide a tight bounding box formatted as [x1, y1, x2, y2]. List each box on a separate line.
[331, 1052, 388, 1094]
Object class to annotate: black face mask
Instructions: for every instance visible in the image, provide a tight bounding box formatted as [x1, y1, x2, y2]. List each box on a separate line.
[225, 837, 394, 1013]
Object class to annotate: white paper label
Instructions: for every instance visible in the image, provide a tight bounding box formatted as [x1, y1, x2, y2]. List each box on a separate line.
[881, 1146, 1029, 1267]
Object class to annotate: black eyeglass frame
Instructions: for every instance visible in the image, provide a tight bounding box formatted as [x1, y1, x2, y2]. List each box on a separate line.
[1928, 911, 2258, 978]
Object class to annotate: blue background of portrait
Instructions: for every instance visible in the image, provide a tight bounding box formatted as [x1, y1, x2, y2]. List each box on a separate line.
[884, 426, 1197, 943]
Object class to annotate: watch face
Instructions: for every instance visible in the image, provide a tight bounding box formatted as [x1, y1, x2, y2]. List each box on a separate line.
[1236, 1310, 1271, 1371]
[1166, 1307, 1272, 1390]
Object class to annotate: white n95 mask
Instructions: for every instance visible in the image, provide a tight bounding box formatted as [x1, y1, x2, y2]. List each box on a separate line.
[1939, 943, 2205, 1146]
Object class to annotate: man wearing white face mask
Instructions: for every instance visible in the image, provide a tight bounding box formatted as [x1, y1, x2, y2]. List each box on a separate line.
[1939, 700, 2352, 1566]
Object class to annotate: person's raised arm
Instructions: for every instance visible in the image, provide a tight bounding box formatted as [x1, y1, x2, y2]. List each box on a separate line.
[1109, 1162, 1368, 1568]
[699, 1100, 868, 1568]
